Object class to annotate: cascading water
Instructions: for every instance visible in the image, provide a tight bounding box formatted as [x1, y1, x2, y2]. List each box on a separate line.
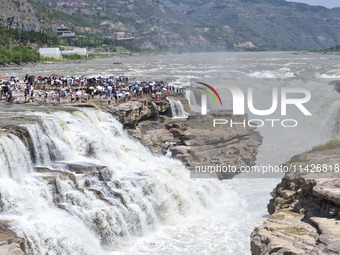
[0, 107, 217, 254]
[0, 134, 33, 179]
[167, 97, 189, 118]
[151, 102, 160, 121]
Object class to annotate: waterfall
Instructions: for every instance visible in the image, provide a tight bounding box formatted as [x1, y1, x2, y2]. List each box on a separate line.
[0, 107, 215, 254]
[167, 97, 189, 118]
[0, 134, 33, 179]
[151, 102, 160, 121]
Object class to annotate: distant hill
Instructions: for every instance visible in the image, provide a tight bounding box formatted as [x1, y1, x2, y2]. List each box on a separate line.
[160, 0, 340, 50]
[2, 0, 340, 51]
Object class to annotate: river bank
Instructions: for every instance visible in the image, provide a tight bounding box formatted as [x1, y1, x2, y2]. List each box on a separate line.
[0, 49, 174, 69]
[251, 141, 340, 254]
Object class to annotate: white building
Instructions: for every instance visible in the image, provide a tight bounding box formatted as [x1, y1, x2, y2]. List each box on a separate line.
[62, 48, 87, 56]
[73, 48, 87, 55]
[39, 48, 62, 59]
[38, 47, 87, 59]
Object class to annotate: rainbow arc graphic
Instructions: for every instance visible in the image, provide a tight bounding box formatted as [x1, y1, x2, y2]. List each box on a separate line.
[197, 82, 223, 106]
[196, 82, 222, 115]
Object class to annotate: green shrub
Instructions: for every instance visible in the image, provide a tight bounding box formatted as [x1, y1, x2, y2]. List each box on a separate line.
[0, 46, 40, 65]
[309, 140, 340, 152]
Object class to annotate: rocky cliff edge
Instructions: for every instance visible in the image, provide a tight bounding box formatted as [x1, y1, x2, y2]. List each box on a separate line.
[251, 141, 340, 255]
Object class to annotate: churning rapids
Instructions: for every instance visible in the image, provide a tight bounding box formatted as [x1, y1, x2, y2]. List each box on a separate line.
[0, 52, 340, 255]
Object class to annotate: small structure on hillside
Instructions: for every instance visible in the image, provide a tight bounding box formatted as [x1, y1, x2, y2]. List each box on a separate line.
[56, 25, 86, 40]
[57, 26, 70, 36]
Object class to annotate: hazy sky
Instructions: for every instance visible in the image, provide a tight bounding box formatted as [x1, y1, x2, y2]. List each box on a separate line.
[288, 0, 340, 8]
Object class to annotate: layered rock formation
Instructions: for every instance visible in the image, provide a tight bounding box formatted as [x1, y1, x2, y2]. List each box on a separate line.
[107, 99, 170, 128]
[129, 120, 190, 160]
[251, 142, 340, 255]
[190, 111, 262, 179]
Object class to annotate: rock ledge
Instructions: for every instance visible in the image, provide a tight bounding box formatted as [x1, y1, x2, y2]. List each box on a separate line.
[251, 144, 340, 255]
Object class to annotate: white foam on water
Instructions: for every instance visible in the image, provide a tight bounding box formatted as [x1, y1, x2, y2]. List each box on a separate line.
[248, 70, 295, 79]
[0, 108, 217, 254]
[108, 178, 279, 255]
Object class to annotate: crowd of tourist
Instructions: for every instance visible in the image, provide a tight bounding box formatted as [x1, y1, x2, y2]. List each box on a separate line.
[0, 74, 185, 104]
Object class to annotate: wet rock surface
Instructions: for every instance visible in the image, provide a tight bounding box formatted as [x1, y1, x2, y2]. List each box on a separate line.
[107, 99, 170, 128]
[128, 119, 191, 161]
[0, 221, 25, 255]
[251, 145, 340, 255]
[129, 121, 174, 155]
[329, 80, 340, 94]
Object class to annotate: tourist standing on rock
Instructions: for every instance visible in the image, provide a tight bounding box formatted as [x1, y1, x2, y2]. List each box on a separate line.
[60, 90, 66, 100]
[30, 90, 35, 102]
[44, 91, 48, 102]
[6, 91, 12, 102]
[24, 87, 29, 101]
